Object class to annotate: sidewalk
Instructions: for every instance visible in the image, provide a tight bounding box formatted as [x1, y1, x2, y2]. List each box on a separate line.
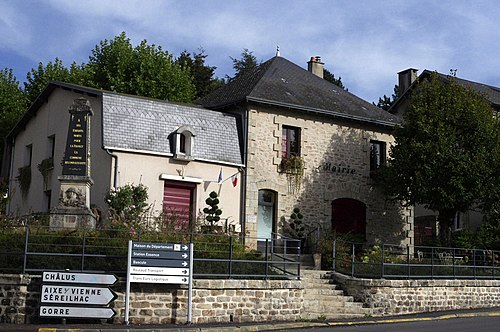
[2, 308, 500, 332]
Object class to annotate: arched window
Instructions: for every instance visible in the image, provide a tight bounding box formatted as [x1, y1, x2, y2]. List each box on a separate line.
[173, 126, 195, 160]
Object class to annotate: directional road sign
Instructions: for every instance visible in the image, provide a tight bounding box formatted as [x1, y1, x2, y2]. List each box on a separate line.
[130, 266, 189, 276]
[132, 242, 189, 251]
[132, 250, 189, 260]
[42, 272, 117, 285]
[41, 285, 116, 305]
[40, 306, 116, 319]
[131, 258, 189, 268]
[130, 274, 189, 284]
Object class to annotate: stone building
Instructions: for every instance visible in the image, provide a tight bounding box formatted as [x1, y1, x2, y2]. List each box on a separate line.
[200, 55, 413, 247]
[2, 82, 243, 231]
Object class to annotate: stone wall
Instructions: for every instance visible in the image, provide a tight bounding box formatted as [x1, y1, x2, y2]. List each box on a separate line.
[1, 274, 303, 325]
[245, 105, 413, 246]
[332, 272, 500, 316]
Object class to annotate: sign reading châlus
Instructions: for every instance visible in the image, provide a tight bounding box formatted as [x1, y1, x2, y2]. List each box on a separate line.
[61, 97, 93, 176]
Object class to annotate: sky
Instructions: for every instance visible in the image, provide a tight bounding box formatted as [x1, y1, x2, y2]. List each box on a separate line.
[1, 0, 500, 104]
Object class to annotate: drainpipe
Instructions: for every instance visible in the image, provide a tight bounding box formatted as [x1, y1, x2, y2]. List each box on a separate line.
[105, 149, 118, 188]
[240, 108, 249, 243]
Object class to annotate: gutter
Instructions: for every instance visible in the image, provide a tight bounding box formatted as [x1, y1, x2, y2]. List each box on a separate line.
[246, 96, 400, 129]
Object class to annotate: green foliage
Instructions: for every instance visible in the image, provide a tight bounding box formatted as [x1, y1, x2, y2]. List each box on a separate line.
[202, 191, 223, 231]
[16, 166, 31, 198]
[86, 32, 195, 102]
[37, 157, 54, 177]
[22, 32, 196, 105]
[378, 72, 500, 244]
[176, 49, 224, 99]
[280, 155, 305, 193]
[375, 85, 399, 111]
[229, 48, 260, 80]
[285, 207, 306, 239]
[323, 68, 347, 90]
[104, 183, 150, 232]
[0, 68, 27, 150]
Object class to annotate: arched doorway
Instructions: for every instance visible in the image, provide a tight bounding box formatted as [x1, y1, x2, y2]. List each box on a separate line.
[331, 198, 366, 238]
[257, 189, 277, 241]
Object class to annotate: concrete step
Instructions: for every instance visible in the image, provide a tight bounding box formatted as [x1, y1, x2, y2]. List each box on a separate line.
[303, 294, 356, 303]
[301, 270, 369, 318]
[302, 288, 345, 296]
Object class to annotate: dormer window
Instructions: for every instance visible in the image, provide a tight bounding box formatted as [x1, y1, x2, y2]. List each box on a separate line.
[174, 126, 195, 160]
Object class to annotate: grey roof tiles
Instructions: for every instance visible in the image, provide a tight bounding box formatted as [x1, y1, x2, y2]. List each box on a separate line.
[102, 93, 243, 165]
[198, 56, 402, 127]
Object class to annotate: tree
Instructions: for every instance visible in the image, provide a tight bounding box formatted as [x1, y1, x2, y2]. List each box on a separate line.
[24, 58, 86, 104]
[0, 69, 27, 151]
[378, 72, 500, 245]
[375, 85, 399, 111]
[86, 32, 195, 103]
[323, 68, 347, 90]
[176, 49, 224, 99]
[202, 191, 222, 232]
[229, 48, 260, 80]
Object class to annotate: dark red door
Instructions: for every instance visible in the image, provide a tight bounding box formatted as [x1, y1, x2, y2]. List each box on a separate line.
[163, 181, 196, 230]
[331, 198, 366, 237]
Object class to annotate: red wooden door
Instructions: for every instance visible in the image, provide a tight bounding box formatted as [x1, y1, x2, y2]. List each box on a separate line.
[331, 198, 366, 237]
[163, 181, 195, 230]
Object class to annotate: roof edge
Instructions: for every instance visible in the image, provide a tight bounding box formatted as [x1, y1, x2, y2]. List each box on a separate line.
[246, 96, 399, 129]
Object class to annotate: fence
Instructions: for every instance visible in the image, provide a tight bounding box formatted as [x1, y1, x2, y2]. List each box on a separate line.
[0, 226, 301, 279]
[333, 239, 500, 279]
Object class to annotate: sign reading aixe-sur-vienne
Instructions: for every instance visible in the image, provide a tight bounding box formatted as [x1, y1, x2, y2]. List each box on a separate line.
[40, 271, 117, 319]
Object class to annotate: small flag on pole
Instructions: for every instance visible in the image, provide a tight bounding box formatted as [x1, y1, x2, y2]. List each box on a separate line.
[217, 168, 223, 184]
[231, 173, 238, 187]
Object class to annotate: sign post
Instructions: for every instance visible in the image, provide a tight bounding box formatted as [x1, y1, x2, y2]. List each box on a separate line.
[125, 240, 193, 325]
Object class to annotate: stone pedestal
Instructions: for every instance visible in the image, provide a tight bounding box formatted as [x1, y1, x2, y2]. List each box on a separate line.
[49, 175, 96, 230]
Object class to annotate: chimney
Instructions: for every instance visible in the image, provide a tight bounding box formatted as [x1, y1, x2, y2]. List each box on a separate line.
[307, 56, 324, 78]
[398, 68, 418, 95]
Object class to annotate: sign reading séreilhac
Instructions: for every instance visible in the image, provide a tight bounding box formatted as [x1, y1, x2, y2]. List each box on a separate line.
[125, 241, 194, 325]
[62, 97, 93, 177]
[40, 271, 117, 319]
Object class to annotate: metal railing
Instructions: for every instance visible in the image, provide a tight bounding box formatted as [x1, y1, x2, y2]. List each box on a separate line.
[0, 226, 301, 279]
[333, 239, 500, 279]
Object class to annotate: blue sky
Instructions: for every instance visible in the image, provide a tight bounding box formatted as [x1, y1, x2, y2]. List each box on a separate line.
[1, 0, 500, 103]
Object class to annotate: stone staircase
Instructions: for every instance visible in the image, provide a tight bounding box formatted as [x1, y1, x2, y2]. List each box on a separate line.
[300, 270, 373, 320]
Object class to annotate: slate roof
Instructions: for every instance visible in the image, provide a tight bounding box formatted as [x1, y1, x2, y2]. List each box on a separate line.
[198, 56, 401, 127]
[7, 81, 243, 166]
[102, 93, 243, 165]
[390, 70, 500, 112]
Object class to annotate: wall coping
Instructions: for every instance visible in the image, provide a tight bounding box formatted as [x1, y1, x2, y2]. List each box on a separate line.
[332, 271, 500, 287]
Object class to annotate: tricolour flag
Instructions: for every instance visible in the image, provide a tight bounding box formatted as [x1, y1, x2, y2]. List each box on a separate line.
[231, 173, 238, 187]
[217, 168, 223, 184]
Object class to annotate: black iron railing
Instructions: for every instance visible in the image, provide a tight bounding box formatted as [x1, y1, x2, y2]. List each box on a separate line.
[0, 226, 301, 279]
[333, 239, 500, 279]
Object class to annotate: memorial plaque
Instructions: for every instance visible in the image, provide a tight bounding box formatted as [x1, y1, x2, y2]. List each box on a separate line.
[62, 98, 93, 176]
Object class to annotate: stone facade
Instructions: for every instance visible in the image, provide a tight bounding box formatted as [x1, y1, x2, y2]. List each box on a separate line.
[332, 272, 500, 316]
[3, 273, 500, 325]
[1, 274, 302, 325]
[245, 105, 413, 246]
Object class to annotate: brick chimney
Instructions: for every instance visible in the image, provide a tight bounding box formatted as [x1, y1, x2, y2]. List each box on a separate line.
[307, 56, 324, 78]
[398, 68, 418, 95]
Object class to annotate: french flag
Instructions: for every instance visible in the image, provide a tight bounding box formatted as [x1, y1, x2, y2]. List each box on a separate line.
[217, 168, 223, 184]
[231, 173, 238, 187]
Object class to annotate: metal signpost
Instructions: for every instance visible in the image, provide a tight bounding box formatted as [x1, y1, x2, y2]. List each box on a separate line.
[125, 240, 193, 325]
[40, 272, 117, 320]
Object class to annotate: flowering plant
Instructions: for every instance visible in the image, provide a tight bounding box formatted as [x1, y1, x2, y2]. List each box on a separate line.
[104, 184, 150, 234]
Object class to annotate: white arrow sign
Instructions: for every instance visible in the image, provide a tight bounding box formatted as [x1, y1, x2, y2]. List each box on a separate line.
[40, 306, 116, 318]
[130, 274, 188, 284]
[41, 285, 116, 305]
[130, 266, 190, 276]
[42, 272, 118, 285]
